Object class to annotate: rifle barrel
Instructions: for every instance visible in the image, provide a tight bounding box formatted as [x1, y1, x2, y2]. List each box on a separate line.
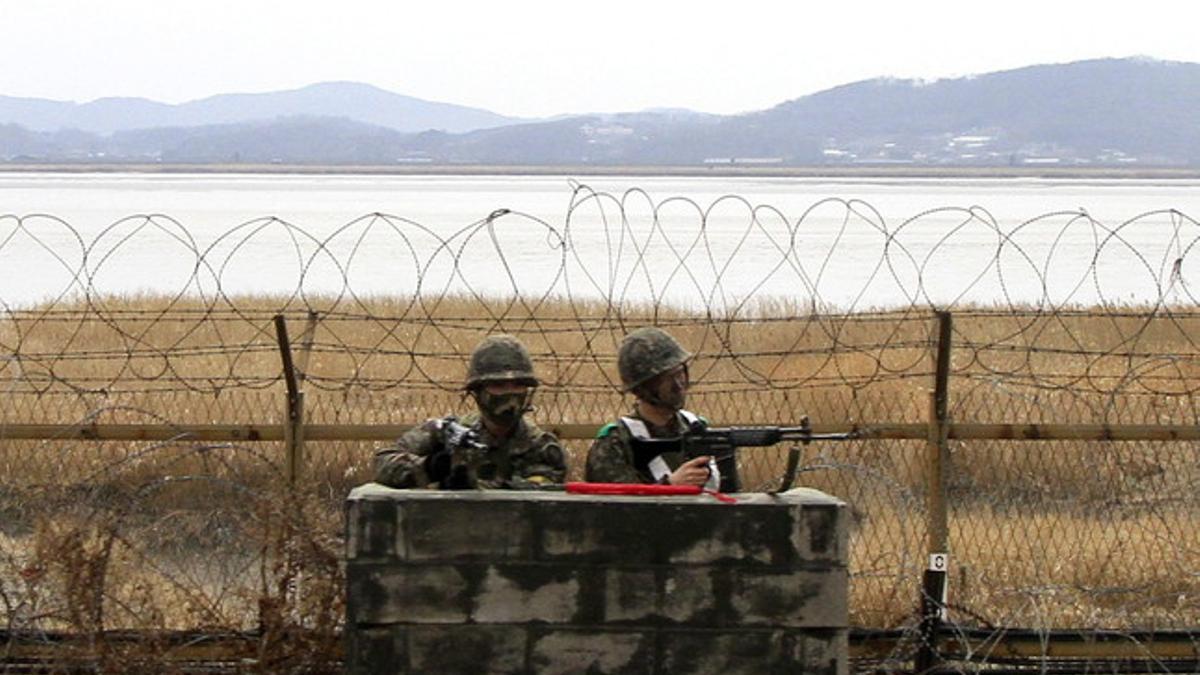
[774, 427, 860, 443]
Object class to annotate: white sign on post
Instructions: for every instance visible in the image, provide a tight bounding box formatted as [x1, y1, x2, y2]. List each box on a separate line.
[927, 553, 949, 621]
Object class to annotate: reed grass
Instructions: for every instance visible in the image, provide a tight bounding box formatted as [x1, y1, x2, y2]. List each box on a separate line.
[3, 293, 1199, 634]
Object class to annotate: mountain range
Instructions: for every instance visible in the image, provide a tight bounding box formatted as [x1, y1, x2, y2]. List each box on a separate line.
[0, 81, 520, 135]
[2, 58, 1198, 168]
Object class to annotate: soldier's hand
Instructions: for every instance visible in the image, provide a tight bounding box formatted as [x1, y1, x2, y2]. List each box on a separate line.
[424, 449, 452, 484]
[669, 455, 712, 487]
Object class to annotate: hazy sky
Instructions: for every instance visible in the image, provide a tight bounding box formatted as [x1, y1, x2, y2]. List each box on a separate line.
[3, 1, 1195, 117]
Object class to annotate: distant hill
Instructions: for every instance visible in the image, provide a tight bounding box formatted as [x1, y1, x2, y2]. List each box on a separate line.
[501, 57, 1200, 167]
[743, 57, 1200, 165]
[108, 116, 415, 163]
[0, 82, 521, 135]
[412, 58, 1200, 167]
[3, 58, 1199, 167]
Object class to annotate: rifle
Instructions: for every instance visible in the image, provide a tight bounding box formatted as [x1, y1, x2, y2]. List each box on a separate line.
[627, 417, 861, 493]
[424, 417, 489, 489]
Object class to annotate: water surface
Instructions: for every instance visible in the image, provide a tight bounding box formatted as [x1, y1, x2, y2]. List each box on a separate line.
[2, 173, 1197, 310]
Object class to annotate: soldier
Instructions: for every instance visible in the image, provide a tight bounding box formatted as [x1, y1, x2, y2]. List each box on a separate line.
[374, 334, 567, 489]
[586, 327, 738, 491]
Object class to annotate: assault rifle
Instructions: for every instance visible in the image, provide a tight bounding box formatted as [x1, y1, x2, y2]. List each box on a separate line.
[424, 417, 489, 489]
[628, 417, 861, 493]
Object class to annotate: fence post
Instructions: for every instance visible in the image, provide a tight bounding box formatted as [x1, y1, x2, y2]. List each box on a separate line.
[917, 310, 953, 673]
[295, 310, 319, 384]
[274, 314, 305, 486]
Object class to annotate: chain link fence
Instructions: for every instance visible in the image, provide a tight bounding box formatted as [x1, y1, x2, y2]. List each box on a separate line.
[2, 186, 1199, 670]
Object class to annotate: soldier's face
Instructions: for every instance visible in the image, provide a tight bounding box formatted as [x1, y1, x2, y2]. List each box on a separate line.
[475, 381, 531, 426]
[644, 364, 688, 411]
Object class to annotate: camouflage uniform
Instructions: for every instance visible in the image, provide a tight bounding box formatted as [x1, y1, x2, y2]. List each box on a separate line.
[586, 326, 738, 490]
[585, 408, 701, 484]
[373, 334, 566, 490]
[374, 412, 566, 489]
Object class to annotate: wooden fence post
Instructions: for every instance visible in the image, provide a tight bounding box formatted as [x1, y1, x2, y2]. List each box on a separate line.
[274, 314, 305, 487]
[917, 310, 953, 673]
[928, 309, 952, 559]
[295, 310, 319, 384]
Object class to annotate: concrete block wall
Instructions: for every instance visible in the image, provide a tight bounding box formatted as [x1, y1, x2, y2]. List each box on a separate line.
[345, 485, 848, 675]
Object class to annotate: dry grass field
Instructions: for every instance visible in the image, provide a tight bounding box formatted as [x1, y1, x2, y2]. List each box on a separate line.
[2, 294, 1199, 640]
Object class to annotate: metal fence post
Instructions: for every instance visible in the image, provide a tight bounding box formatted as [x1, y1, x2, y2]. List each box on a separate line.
[274, 314, 305, 486]
[917, 310, 953, 673]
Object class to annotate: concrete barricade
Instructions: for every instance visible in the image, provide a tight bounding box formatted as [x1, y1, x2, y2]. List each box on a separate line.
[345, 484, 848, 674]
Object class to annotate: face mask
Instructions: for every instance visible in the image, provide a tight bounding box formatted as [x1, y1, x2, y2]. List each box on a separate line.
[475, 389, 530, 426]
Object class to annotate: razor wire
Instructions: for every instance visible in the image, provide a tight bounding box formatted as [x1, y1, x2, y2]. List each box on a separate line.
[3, 183, 1200, 662]
[0, 183, 1198, 400]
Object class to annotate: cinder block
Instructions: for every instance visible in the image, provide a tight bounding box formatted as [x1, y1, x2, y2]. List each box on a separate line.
[344, 486, 852, 674]
[768, 490, 846, 566]
[661, 629, 786, 675]
[536, 500, 658, 562]
[346, 625, 406, 675]
[347, 564, 469, 624]
[605, 567, 719, 625]
[790, 504, 847, 563]
[659, 567, 718, 624]
[472, 565, 580, 623]
[783, 629, 848, 675]
[730, 505, 812, 566]
[346, 498, 401, 560]
[728, 568, 847, 627]
[604, 568, 658, 622]
[658, 503, 751, 564]
[529, 629, 656, 675]
[403, 497, 533, 561]
[660, 492, 846, 567]
[408, 625, 526, 675]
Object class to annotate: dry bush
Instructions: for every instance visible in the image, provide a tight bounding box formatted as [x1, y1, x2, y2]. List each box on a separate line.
[4, 294, 1200, 638]
[0, 458, 344, 672]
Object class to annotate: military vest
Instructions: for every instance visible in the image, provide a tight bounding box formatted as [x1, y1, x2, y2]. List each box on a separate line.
[616, 409, 719, 491]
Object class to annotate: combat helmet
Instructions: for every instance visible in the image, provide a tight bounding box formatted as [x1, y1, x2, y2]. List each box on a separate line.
[465, 334, 538, 390]
[617, 327, 691, 391]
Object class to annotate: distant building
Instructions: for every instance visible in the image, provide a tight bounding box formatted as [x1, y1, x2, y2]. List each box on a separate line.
[702, 157, 784, 165]
[852, 158, 914, 165]
[950, 135, 993, 145]
[581, 124, 634, 137]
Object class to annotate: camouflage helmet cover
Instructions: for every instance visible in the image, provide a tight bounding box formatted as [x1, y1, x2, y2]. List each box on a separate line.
[465, 334, 538, 389]
[617, 327, 691, 391]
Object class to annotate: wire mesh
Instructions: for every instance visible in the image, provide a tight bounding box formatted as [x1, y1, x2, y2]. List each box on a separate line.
[2, 184, 1199, 670]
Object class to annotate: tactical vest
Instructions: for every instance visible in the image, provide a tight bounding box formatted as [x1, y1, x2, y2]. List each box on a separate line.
[617, 410, 719, 490]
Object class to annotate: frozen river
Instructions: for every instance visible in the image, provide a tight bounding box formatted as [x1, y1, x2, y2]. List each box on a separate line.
[2, 172, 1197, 310]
